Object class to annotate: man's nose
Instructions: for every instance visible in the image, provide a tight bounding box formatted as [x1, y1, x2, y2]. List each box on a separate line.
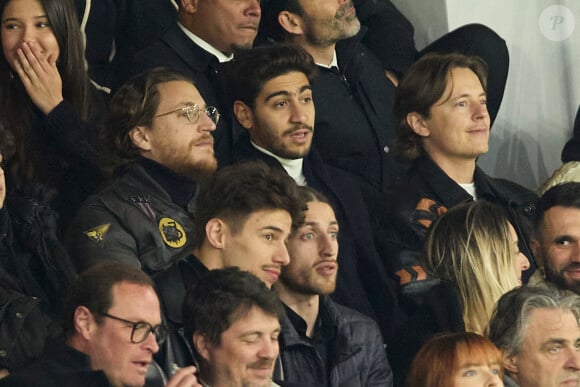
[568, 242, 580, 263]
[472, 101, 489, 120]
[258, 338, 278, 359]
[289, 102, 309, 125]
[273, 242, 290, 266]
[319, 233, 337, 258]
[565, 347, 580, 370]
[142, 330, 160, 354]
[245, 0, 261, 17]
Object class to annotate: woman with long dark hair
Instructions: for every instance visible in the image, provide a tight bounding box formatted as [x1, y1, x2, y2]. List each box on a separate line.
[0, 0, 107, 227]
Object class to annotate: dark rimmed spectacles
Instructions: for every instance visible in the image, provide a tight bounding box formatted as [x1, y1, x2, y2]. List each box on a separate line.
[154, 104, 221, 125]
[100, 313, 168, 344]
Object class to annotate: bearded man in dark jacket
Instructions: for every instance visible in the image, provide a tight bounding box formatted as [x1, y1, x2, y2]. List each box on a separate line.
[273, 186, 392, 387]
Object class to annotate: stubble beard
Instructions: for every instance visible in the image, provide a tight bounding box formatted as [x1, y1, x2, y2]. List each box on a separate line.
[279, 270, 337, 296]
[545, 262, 580, 294]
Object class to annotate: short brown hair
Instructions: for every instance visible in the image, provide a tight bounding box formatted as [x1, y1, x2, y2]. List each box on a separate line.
[192, 161, 306, 248]
[394, 53, 488, 162]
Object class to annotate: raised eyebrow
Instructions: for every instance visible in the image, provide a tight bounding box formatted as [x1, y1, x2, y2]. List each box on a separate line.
[299, 85, 312, 93]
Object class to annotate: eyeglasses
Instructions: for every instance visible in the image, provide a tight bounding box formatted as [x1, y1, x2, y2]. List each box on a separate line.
[100, 313, 168, 344]
[154, 104, 221, 125]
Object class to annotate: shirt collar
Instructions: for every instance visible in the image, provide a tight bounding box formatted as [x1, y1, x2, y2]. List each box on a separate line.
[315, 50, 339, 70]
[177, 22, 234, 63]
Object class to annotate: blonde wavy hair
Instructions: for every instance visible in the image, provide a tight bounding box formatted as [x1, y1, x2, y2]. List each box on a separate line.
[424, 201, 519, 334]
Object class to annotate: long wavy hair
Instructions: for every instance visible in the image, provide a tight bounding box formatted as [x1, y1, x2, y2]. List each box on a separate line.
[424, 201, 519, 334]
[0, 0, 92, 181]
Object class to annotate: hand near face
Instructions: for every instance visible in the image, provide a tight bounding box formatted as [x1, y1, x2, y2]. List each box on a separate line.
[11, 40, 63, 114]
[165, 366, 202, 387]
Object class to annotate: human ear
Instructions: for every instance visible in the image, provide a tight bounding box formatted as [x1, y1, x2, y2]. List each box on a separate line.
[503, 351, 519, 375]
[193, 332, 211, 362]
[233, 101, 254, 130]
[128, 126, 152, 151]
[205, 218, 226, 249]
[278, 11, 304, 35]
[74, 306, 94, 340]
[180, 0, 198, 13]
[530, 238, 544, 268]
[406, 112, 430, 137]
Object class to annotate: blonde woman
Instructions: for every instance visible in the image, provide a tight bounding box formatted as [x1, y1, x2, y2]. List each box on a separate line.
[424, 200, 530, 334]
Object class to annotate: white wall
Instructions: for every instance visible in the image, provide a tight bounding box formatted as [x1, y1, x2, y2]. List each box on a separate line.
[393, 0, 579, 190]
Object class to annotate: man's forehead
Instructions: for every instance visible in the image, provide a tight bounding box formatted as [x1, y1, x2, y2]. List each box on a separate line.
[541, 206, 580, 233]
[109, 282, 161, 319]
[437, 67, 485, 103]
[526, 308, 580, 341]
[243, 208, 291, 229]
[227, 307, 281, 335]
[157, 81, 204, 105]
[261, 72, 311, 95]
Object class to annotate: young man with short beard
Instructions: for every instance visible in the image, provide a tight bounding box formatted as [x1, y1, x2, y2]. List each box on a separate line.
[228, 45, 400, 343]
[272, 186, 393, 387]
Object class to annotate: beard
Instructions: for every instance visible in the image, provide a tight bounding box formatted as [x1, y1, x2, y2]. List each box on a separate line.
[544, 261, 580, 294]
[303, 2, 361, 47]
[279, 269, 337, 296]
[254, 124, 314, 160]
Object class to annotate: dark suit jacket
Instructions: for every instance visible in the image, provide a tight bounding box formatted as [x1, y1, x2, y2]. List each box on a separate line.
[128, 24, 233, 166]
[311, 37, 400, 202]
[232, 134, 401, 343]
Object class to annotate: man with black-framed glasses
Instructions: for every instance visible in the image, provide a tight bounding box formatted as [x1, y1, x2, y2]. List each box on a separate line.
[0, 262, 201, 387]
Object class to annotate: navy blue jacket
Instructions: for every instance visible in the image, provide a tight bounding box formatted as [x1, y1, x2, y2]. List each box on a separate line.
[275, 296, 393, 387]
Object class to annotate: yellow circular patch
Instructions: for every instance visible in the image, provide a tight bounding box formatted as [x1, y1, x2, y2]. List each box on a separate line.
[158, 217, 187, 248]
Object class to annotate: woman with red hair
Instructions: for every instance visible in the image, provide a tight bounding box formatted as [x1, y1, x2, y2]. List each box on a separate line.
[407, 332, 504, 387]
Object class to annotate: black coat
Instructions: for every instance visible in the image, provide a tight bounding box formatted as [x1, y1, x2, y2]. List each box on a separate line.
[310, 37, 401, 202]
[0, 187, 76, 371]
[0, 341, 110, 387]
[128, 25, 233, 166]
[376, 156, 538, 312]
[232, 135, 401, 343]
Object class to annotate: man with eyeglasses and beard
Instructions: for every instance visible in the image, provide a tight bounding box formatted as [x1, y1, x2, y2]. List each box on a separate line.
[0, 262, 201, 387]
[67, 68, 220, 277]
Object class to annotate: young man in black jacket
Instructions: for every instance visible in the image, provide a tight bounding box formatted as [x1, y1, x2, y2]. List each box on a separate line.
[228, 45, 400, 343]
